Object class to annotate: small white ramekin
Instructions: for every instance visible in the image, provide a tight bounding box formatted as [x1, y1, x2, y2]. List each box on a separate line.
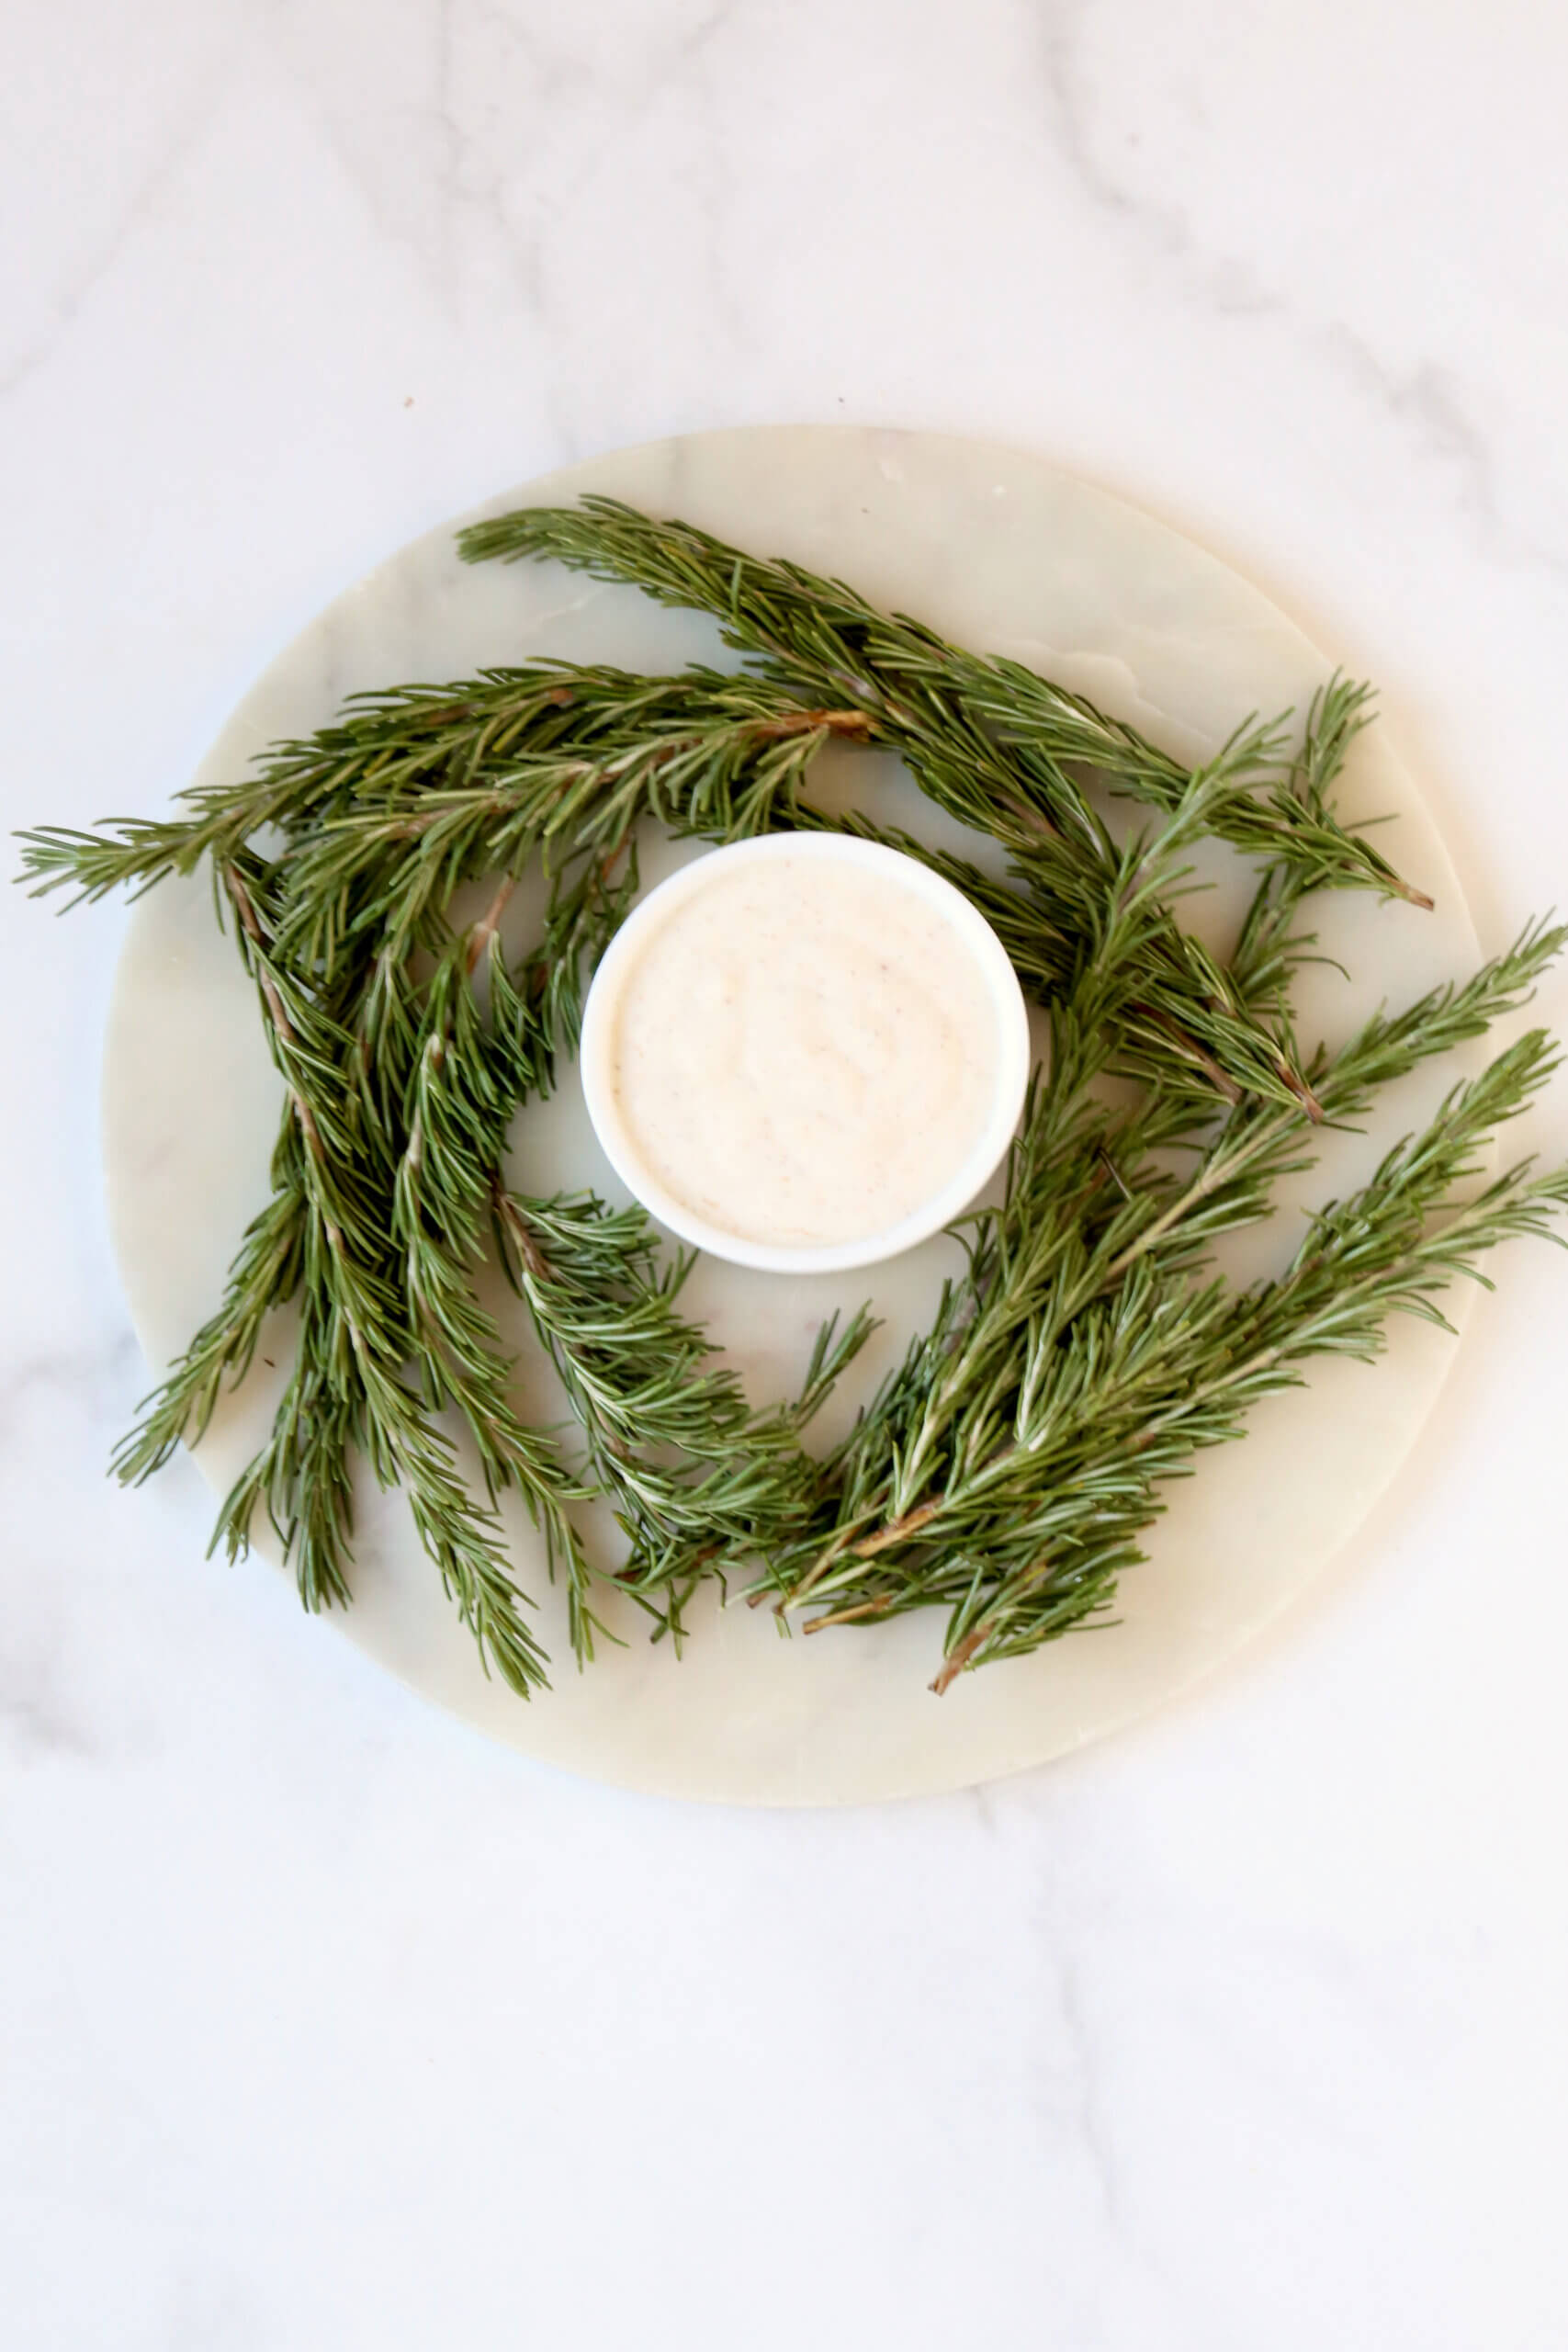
[578, 832, 1032, 1274]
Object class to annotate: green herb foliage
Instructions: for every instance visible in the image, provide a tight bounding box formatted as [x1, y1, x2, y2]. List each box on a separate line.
[17, 499, 1565, 1693]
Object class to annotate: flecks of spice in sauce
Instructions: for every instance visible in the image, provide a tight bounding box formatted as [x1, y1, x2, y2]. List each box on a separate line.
[607, 854, 1003, 1250]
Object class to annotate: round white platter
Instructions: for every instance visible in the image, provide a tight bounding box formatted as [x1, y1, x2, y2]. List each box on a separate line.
[103, 426, 1481, 1804]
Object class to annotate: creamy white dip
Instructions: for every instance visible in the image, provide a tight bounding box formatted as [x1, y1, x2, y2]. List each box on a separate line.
[595, 845, 1010, 1253]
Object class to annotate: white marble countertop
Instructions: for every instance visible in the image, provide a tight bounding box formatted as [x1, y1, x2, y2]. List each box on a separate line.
[6, 5, 1568, 2346]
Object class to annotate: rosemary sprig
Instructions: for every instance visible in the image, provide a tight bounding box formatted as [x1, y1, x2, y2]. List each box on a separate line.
[18, 666, 864, 915]
[394, 854, 871, 1645]
[492, 1186, 871, 1641]
[911, 1043, 1566, 1692]
[460, 502, 1426, 1114]
[760, 929, 1566, 1679]
[215, 854, 576, 1691]
[20, 662, 897, 1679]
[460, 497, 1430, 906]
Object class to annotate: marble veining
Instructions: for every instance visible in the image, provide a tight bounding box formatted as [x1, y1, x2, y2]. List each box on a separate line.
[6, 3, 1568, 2347]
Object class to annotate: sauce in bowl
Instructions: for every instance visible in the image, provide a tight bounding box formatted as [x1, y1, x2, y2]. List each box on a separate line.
[580, 835, 1032, 1273]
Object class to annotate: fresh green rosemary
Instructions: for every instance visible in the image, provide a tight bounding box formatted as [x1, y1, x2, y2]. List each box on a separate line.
[461, 496, 1431, 907]
[17, 496, 1566, 1696]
